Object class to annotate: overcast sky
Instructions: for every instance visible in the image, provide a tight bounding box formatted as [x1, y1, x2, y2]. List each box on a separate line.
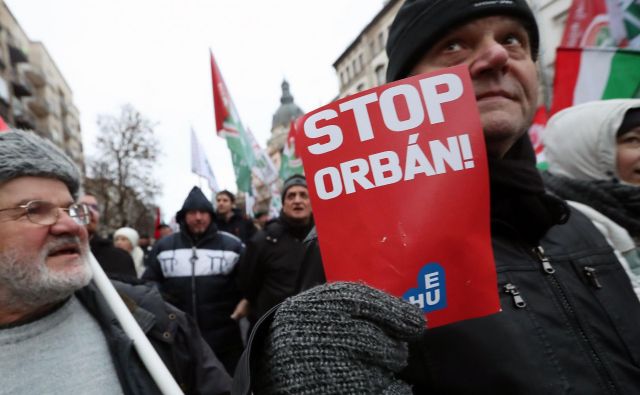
[6, 0, 385, 220]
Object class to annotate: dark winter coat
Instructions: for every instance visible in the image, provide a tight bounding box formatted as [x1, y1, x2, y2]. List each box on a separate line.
[142, 187, 245, 372]
[237, 216, 314, 323]
[215, 208, 257, 244]
[90, 235, 137, 280]
[76, 281, 231, 395]
[400, 207, 640, 394]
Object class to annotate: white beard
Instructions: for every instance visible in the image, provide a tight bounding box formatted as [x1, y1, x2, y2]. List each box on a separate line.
[0, 236, 93, 308]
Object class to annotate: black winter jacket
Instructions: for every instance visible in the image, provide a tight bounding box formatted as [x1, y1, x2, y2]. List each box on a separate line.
[401, 207, 640, 394]
[232, 208, 640, 395]
[237, 216, 313, 323]
[215, 209, 257, 244]
[76, 281, 231, 395]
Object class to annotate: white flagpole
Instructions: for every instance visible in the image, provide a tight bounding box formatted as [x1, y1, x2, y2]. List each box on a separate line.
[88, 253, 184, 395]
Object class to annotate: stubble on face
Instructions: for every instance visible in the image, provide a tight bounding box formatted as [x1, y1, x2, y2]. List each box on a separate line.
[0, 235, 93, 309]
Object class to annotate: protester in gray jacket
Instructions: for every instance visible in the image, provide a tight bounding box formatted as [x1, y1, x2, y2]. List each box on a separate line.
[0, 130, 231, 395]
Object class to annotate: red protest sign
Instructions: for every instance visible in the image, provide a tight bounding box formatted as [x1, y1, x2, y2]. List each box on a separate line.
[295, 65, 499, 328]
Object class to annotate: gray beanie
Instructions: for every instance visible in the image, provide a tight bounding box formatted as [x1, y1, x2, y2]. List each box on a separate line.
[0, 129, 81, 198]
[386, 0, 539, 82]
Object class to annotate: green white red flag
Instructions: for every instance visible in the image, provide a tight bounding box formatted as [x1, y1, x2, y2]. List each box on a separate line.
[550, 46, 640, 115]
[210, 51, 255, 192]
[279, 121, 304, 180]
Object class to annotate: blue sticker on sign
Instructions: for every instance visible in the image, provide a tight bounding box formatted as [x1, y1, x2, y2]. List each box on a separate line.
[403, 262, 446, 313]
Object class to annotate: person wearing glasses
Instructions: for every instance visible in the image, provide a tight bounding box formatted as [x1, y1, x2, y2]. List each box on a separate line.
[0, 129, 232, 394]
[77, 193, 137, 280]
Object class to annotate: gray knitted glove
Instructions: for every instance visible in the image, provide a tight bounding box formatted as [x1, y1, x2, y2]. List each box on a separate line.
[255, 282, 426, 394]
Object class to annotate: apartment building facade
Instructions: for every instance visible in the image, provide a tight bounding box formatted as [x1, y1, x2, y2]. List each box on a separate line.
[0, 1, 84, 168]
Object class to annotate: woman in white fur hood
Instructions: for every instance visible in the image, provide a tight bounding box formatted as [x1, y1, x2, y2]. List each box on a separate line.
[542, 99, 640, 298]
[114, 227, 145, 277]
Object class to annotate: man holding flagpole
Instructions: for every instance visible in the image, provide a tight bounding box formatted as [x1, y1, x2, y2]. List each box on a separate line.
[0, 129, 231, 394]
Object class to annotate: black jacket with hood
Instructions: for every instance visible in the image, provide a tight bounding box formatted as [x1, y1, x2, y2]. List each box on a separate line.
[143, 187, 245, 367]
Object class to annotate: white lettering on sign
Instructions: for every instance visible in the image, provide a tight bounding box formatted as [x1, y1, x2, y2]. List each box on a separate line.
[314, 133, 475, 200]
[303, 73, 464, 154]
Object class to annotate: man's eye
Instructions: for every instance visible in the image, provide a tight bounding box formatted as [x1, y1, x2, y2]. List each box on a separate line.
[27, 202, 51, 215]
[504, 34, 523, 46]
[444, 42, 462, 51]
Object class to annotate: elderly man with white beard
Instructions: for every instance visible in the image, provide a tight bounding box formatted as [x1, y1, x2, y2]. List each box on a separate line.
[0, 130, 231, 395]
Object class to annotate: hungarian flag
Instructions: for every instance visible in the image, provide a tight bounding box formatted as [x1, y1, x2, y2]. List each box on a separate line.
[561, 0, 612, 47]
[550, 47, 640, 115]
[279, 120, 304, 180]
[153, 207, 161, 240]
[210, 51, 255, 192]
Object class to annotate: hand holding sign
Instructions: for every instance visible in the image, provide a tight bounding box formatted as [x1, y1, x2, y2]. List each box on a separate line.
[295, 65, 499, 328]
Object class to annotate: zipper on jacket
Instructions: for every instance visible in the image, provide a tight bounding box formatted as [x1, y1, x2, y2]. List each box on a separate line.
[533, 246, 555, 274]
[190, 246, 198, 325]
[531, 245, 618, 393]
[503, 283, 526, 308]
[584, 266, 603, 289]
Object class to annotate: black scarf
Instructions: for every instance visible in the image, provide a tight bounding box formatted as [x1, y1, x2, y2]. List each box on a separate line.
[488, 135, 569, 245]
[542, 172, 640, 238]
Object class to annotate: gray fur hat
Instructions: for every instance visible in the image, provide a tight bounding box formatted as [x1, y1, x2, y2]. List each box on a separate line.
[0, 129, 81, 198]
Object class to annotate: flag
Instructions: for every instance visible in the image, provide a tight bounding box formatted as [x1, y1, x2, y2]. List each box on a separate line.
[190, 128, 220, 192]
[210, 51, 255, 192]
[0, 116, 8, 132]
[279, 120, 304, 180]
[527, 106, 549, 170]
[153, 207, 161, 240]
[606, 0, 640, 48]
[550, 47, 640, 115]
[561, 0, 613, 47]
[246, 127, 279, 185]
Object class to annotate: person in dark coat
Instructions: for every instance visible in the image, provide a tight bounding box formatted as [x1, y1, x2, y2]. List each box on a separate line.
[214, 190, 257, 244]
[236, 174, 314, 324]
[78, 193, 137, 280]
[233, 1, 640, 394]
[0, 130, 231, 394]
[143, 186, 246, 375]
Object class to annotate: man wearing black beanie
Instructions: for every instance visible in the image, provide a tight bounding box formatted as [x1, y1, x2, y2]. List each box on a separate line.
[232, 1, 640, 394]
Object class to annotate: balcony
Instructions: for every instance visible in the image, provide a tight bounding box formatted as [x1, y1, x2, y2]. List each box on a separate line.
[11, 70, 32, 98]
[8, 42, 28, 64]
[26, 96, 52, 117]
[22, 64, 46, 88]
[12, 98, 36, 130]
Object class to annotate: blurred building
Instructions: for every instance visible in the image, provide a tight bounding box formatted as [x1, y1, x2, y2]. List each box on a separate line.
[333, 0, 574, 106]
[0, 0, 84, 169]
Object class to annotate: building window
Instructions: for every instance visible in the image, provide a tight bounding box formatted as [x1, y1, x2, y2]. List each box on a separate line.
[359, 53, 365, 69]
[352, 59, 358, 75]
[378, 31, 385, 51]
[357, 83, 365, 92]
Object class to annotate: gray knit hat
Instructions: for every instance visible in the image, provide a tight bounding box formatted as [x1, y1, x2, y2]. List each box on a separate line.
[0, 129, 81, 198]
[281, 174, 307, 203]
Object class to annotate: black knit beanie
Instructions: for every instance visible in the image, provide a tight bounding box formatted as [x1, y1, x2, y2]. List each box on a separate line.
[386, 0, 540, 82]
[281, 174, 307, 203]
[617, 108, 640, 136]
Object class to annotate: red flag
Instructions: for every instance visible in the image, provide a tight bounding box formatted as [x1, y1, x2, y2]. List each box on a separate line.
[153, 207, 161, 240]
[210, 51, 234, 135]
[0, 116, 9, 132]
[561, 0, 610, 47]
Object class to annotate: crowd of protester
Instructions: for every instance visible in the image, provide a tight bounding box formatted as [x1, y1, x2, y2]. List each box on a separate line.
[1, 0, 640, 394]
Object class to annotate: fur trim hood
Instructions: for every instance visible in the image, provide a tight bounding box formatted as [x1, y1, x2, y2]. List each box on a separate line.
[543, 99, 640, 181]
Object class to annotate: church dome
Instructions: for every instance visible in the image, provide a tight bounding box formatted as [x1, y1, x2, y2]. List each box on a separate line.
[271, 80, 304, 131]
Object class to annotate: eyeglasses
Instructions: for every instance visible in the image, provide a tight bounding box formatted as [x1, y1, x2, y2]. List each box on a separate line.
[0, 200, 90, 226]
[83, 203, 99, 212]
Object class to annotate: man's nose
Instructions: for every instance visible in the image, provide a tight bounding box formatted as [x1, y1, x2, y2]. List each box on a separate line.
[468, 39, 509, 78]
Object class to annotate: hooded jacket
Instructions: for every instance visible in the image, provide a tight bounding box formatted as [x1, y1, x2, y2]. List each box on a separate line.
[215, 208, 257, 244]
[542, 99, 640, 298]
[143, 187, 245, 366]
